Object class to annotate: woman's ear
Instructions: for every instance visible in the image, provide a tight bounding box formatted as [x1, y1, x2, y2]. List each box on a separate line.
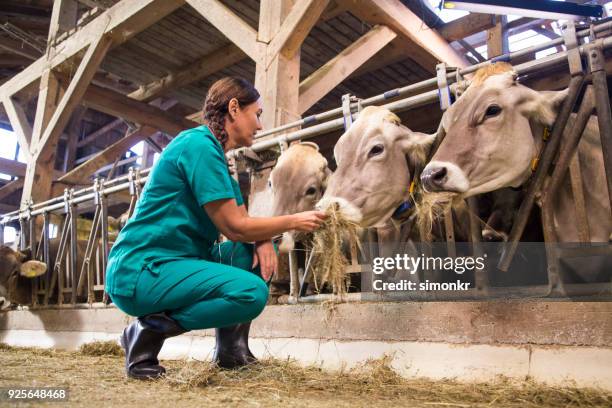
[228, 98, 239, 119]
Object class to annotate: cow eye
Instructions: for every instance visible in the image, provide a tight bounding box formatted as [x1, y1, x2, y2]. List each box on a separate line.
[368, 144, 384, 158]
[268, 180, 272, 189]
[485, 105, 502, 118]
[305, 186, 317, 196]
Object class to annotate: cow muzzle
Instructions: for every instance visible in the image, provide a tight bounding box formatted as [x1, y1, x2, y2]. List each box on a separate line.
[0, 296, 10, 311]
[316, 196, 362, 223]
[421, 161, 469, 193]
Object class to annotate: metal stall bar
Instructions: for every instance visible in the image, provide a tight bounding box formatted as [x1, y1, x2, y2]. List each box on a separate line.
[252, 20, 612, 141]
[3, 32, 612, 227]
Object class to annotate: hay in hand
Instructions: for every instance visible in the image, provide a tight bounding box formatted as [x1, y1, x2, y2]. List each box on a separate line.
[79, 340, 124, 357]
[311, 204, 361, 297]
[414, 191, 462, 241]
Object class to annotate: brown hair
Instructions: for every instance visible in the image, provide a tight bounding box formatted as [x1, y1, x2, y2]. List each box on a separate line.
[203, 77, 260, 149]
[471, 62, 515, 87]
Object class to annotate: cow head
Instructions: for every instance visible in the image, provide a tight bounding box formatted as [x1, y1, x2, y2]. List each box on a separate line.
[0, 246, 47, 310]
[421, 62, 567, 197]
[317, 106, 435, 227]
[268, 142, 331, 252]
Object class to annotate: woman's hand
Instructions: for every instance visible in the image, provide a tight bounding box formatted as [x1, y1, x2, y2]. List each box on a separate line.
[291, 211, 327, 232]
[253, 240, 277, 282]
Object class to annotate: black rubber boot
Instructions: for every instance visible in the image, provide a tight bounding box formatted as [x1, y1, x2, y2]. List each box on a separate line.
[213, 321, 257, 369]
[120, 312, 187, 380]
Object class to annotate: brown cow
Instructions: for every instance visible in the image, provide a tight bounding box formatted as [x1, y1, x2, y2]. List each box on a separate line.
[421, 62, 611, 243]
[269, 142, 331, 252]
[0, 246, 46, 310]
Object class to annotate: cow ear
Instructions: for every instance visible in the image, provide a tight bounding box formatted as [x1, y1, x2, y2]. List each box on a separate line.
[398, 130, 436, 152]
[321, 167, 332, 191]
[19, 260, 47, 278]
[15, 248, 31, 262]
[521, 88, 568, 126]
[398, 130, 436, 165]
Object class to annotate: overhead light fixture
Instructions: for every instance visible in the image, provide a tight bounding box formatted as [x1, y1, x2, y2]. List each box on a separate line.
[442, 0, 604, 21]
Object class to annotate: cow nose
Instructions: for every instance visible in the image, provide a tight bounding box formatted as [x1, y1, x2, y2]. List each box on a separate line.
[421, 166, 447, 192]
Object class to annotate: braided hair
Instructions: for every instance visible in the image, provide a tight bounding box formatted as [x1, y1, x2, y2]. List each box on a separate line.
[203, 77, 260, 150]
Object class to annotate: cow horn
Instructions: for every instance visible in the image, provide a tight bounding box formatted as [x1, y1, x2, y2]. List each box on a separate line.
[19, 260, 47, 278]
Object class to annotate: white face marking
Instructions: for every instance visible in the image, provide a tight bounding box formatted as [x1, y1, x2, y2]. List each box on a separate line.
[316, 196, 363, 223]
[422, 161, 470, 193]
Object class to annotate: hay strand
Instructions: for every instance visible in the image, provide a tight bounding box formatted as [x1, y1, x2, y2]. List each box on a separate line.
[414, 191, 462, 240]
[311, 205, 361, 297]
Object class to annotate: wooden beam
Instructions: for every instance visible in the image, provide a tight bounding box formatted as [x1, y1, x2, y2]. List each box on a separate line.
[266, 0, 329, 61]
[63, 106, 86, 172]
[0, 179, 24, 201]
[343, 0, 468, 71]
[0, 0, 185, 98]
[438, 13, 496, 42]
[128, 44, 246, 102]
[458, 39, 486, 63]
[0, 36, 42, 60]
[47, 0, 78, 44]
[37, 33, 113, 152]
[1, 96, 33, 157]
[251, 0, 302, 217]
[30, 69, 63, 151]
[81, 84, 196, 135]
[186, 0, 260, 61]
[0, 157, 26, 178]
[76, 118, 125, 147]
[57, 125, 156, 186]
[487, 15, 509, 59]
[0, 203, 18, 214]
[298, 25, 397, 114]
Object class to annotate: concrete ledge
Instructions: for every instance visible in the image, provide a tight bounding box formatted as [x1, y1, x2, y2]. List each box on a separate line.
[1, 329, 611, 391]
[1, 301, 611, 346]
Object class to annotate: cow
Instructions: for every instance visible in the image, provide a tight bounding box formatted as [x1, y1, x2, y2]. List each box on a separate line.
[0, 246, 46, 310]
[317, 105, 436, 228]
[420, 62, 611, 244]
[269, 142, 331, 252]
[266, 141, 331, 296]
[420, 62, 611, 284]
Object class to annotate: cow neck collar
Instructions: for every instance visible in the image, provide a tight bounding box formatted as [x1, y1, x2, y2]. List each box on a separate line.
[510, 125, 551, 192]
[392, 155, 419, 219]
[529, 125, 551, 175]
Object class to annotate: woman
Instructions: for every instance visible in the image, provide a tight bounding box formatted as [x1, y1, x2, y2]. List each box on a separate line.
[106, 77, 326, 380]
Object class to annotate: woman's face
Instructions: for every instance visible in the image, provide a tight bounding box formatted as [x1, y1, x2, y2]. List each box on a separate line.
[226, 98, 263, 149]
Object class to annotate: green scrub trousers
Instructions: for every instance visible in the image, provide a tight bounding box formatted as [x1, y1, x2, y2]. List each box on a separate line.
[105, 126, 269, 331]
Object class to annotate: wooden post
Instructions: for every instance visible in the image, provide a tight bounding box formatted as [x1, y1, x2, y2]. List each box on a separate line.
[487, 16, 509, 59]
[250, 0, 303, 216]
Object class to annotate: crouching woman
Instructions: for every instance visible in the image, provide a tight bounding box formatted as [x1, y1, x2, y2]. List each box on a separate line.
[105, 77, 326, 379]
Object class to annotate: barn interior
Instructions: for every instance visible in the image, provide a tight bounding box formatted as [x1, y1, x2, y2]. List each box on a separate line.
[2, 0, 608, 220]
[1, 2, 612, 395]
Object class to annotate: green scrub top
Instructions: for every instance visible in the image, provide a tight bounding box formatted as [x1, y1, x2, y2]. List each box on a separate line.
[105, 125, 244, 297]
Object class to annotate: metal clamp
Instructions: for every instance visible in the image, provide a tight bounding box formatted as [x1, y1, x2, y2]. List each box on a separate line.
[563, 21, 583, 76]
[128, 167, 136, 197]
[342, 93, 354, 130]
[436, 63, 453, 111]
[63, 188, 70, 213]
[93, 178, 101, 206]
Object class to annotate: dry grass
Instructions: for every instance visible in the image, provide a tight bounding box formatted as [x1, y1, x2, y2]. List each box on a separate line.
[311, 205, 361, 297]
[414, 191, 463, 240]
[78, 340, 123, 357]
[1, 343, 610, 407]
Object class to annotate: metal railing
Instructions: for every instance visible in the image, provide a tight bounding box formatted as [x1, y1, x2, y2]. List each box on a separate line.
[2, 20, 612, 308]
